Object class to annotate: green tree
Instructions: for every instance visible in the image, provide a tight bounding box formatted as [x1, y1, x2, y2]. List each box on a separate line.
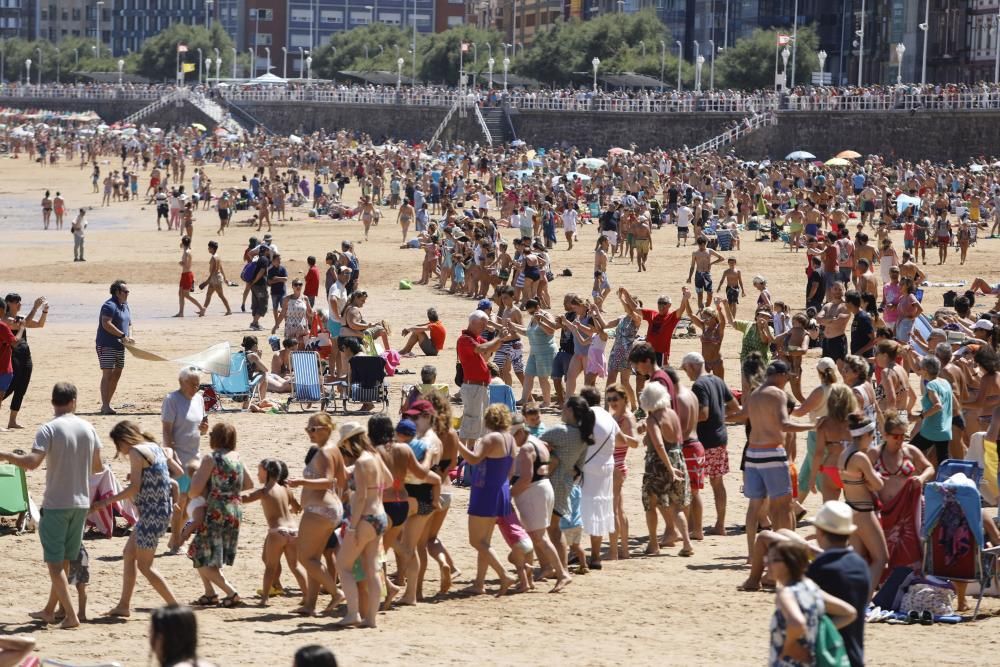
[312, 24, 414, 79]
[417, 26, 503, 84]
[715, 26, 818, 90]
[0, 38, 133, 83]
[135, 23, 236, 82]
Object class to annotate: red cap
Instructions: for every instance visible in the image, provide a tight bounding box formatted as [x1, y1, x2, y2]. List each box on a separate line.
[403, 399, 435, 416]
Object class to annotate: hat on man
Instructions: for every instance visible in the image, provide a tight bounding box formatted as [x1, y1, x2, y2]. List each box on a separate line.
[403, 399, 435, 417]
[766, 360, 791, 376]
[974, 319, 994, 332]
[477, 299, 493, 311]
[811, 500, 858, 536]
[395, 419, 417, 437]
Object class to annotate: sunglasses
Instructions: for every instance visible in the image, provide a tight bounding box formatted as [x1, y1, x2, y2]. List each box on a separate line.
[305, 425, 328, 433]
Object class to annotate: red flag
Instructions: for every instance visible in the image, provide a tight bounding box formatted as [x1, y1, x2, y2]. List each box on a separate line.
[777, 34, 791, 46]
[461, 42, 469, 53]
[177, 44, 189, 53]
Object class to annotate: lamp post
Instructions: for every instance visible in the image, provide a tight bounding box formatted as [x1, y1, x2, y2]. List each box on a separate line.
[364, 44, 369, 61]
[247, 48, 254, 78]
[205, 58, 212, 85]
[378, 44, 384, 57]
[817, 49, 827, 83]
[264, 46, 270, 73]
[591, 56, 599, 93]
[695, 54, 704, 92]
[25, 59, 30, 86]
[676, 40, 682, 92]
[485, 42, 492, 59]
[74, 48, 79, 70]
[781, 46, 790, 90]
[659, 39, 665, 92]
[502, 56, 509, 93]
[366, 4, 373, 24]
[213, 47, 219, 80]
[298, 46, 304, 78]
[708, 38, 715, 90]
[95, 0, 103, 60]
[35, 47, 41, 85]
[895, 42, 905, 85]
[55, 47, 60, 83]
[790, 0, 798, 86]
[487, 56, 494, 89]
[396, 56, 403, 91]
[856, 0, 865, 85]
[117, 58, 124, 86]
[306, 55, 312, 81]
[638, 40, 645, 57]
[197, 47, 202, 84]
[205, 0, 213, 29]
[231, 47, 237, 79]
[616, 0, 623, 12]
[282, 46, 287, 79]
[471, 43, 477, 64]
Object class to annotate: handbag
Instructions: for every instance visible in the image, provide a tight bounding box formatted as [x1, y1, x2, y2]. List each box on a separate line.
[814, 614, 850, 667]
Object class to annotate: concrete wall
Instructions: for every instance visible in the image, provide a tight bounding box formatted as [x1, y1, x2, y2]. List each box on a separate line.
[4, 95, 999, 162]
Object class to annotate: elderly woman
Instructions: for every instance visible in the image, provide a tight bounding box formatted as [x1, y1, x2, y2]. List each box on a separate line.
[457, 404, 517, 596]
[276, 278, 313, 346]
[505, 298, 558, 408]
[910, 355, 956, 467]
[287, 413, 347, 616]
[187, 422, 253, 608]
[338, 290, 390, 409]
[94, 421, 182, 617]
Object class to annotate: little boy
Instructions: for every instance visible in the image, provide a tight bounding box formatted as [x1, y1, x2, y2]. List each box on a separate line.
[560, 481, 588, 575]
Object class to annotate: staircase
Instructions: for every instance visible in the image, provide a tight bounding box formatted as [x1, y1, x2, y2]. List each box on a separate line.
[429, 100, 460, 147]
[473, 103, 493, 146]
[188, 92, 244, 135]
[691, 111, 777, 155]
[479, 106, 509, 144]
[223, 102, 272, 135]
[120, 88, 185, 126]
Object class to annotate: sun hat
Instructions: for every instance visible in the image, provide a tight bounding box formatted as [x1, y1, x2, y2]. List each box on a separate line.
[337, 421, 366, 444]
[816, 357, 837, 373]
[811, 500, 858, 536]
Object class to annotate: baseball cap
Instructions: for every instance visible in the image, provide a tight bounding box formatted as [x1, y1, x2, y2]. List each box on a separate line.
[477, 299, 493, 311]
[811, 501, 858, 536]
[403, 399, 435, 417]
[766, 360, 791, 376]
[974, 320, 994, 332]
[816, 357, 836, 373]
[395, 419, 417, 437]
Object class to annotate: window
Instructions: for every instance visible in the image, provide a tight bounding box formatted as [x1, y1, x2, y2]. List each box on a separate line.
[320, 9, 342, 23]
[414, 12, 430, 27]
[290, 7, 310, 22]
[447, 15, 463, 25]
[289, 32, 311, 47]
[380, 11, 400, 24]
[40, 8, 46, 19]
[254, 32, 272, 45]
[349, 10, 370, 24]
[249, 7, 272, 20]
[72, 7, 80, 19]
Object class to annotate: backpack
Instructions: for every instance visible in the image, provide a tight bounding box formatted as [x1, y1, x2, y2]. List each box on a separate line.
[814, 614, 850, 667]
[240, 261, 257, 283]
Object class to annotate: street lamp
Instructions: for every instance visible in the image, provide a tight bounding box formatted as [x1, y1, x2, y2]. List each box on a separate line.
[117, 58, 124, 86]
[215, 56, 221, 82]
[365, 4, 373, 24]
[306, 55, 312, 81]
[659, 40, 666, 92]
[206, 58, 213, 85]
[502, 56, 509, 93]
[34, 47, 41, 86]
[591, 56, 599, 93]
[994, 9, 1000, 84]
[54, 47, 60, 83]
[695, 54, 704, 92]
[895, 42, 905, 85]
[856, 0, 866, 86]
[24, 59, 30, 86]
[264, 46, 270, 73]
[298, 47, 304, 78]
[95, 0, 104, 60]
[471, 43, 477, 64]
[708, 39, 715, 90]
[817, 49, 827, 83]
[247, 48, 254, 77]
[485, 42, 492, 59]
[282, 46, 287, 79]
[231, 46, 237, 79]
[616, 0, 624, 12]
[488, 56, 494, 89]
[197, 47, 202, 84]
[205, 0, 213, 29]
[781, 46, 790, 90]
[639, 40, 645, 57]
[920, 0, 929, 84]
[676, 40, 682, 92]
[74, 48, 79, 70]
[396, 56, 404, 92]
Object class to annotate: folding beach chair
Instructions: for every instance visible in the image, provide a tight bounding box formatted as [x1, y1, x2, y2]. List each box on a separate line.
[488, 383, 517, 412]
[399, 382, 450, 413]
[716, 229, 733, 251]
[922, 475, 1000, 617]
[210, 352, 264, 410]
[325, 355, 389, 414]
[0, 462, 29, 531]
[286, 351, 324, 412]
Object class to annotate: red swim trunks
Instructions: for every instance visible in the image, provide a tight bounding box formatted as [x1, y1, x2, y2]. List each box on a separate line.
[180, 271, 195, 291]
[682, 439, 705, 491]
[703, 445, 729, 479]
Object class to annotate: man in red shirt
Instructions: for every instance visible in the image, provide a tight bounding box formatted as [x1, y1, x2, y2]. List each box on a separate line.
[398, 308, 447, 358]
[457, 311, 505, 444]
[303, 255, 321, 307]
[639, 287, 690, 366]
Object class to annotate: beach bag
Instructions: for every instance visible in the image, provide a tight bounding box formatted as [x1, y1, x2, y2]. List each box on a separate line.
[900, 582, 955, 616]
[814, 614, 850, 667]
[240, 261, 256, 283]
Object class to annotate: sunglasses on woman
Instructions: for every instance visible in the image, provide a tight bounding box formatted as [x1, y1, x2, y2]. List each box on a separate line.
[305, 425, 327, 433]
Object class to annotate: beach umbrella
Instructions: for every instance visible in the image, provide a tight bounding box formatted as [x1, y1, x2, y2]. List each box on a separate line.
[969, 164, 985, 173]
[288, 134, 303, 144]
[825, 157, 851, 166]
[836, 150, 862, 159]
[551, 172, 591, 185]
[785, 150, 816, 161]
[577, 157, 606, 169]
[190, 123, 207, 132]
[608, 147, 633, 155]
[511, 139, 526, 147]
[896, 194, 921, 214]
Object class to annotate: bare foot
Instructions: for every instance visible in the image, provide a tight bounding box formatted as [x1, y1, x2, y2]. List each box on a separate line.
[691, 532, 705, 541]
[291, 606, 316, 616]
[644, 545, 660, 556]
[737, 578, 761, 592]
[678, 546, 694, 557]
[59, 617, 81, 629]
[438, 565, 452, 595]
[495, 577, 514, 597]
[550, 576, 573, 593]
[336, 613, 362, 627]
[105, 606, 130, 618]
[382, 581, 402, 611]
[172, 313, 184, 318]
[461, 585, 486, 596]
[8, 423, 23, 429]
[705, 526, 727, 536]
[396, 596, 417, 607]
[29, 610, 56, 624]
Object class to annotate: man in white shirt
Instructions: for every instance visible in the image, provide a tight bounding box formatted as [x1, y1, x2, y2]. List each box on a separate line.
[162, 367, 207, 551]
[562, 205, 579, 250]
[676, 203, 693, 247]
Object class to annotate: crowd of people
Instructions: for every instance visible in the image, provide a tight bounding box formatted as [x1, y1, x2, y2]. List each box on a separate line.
[5, 108, 1000, 666]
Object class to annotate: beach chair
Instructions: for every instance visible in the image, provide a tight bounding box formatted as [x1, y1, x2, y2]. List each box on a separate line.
[325, 355, 389, 414]
[488, 383, 517, 412]
[0, 462, 29, 531]
[716, 229, 733, 251]
[922, 475, 1000, 617]
[210, 352, 264, 410]
[399, 382, 450, 413]
[41, 661, 123, 667]
[286, 351, 325, 412]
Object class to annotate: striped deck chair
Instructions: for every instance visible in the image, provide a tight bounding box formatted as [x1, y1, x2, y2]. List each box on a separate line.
[287, 351, 324, 412]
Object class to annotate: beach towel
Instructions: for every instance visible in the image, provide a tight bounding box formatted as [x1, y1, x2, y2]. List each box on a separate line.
[923, 476, 983, 580]
[880, 477, 924, 580]
[124, 341, 232, 376]
[87, 467, 138, 537]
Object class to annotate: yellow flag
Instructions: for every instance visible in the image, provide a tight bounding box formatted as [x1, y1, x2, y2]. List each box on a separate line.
[182, 63, 196, 73]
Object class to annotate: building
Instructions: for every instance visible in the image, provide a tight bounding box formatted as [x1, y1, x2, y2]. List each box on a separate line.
[435, 0, 464, 31]
[1, 0, 38, 40]
[38, 0, 89, 43]
[112, 0, 215, 55]
[967, 0, 1000, 82]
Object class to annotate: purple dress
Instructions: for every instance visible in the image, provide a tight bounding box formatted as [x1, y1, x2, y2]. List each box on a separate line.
[467, 433, 514, 518]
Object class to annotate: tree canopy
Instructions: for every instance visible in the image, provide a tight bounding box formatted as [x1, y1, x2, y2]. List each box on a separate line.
[135, 24, 237, 82]
[715, 26, 819, 90]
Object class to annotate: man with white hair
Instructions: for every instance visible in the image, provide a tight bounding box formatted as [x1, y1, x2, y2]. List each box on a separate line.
[456, 311, 506, 446]
[682, 351, 740, 536]
[162, 366, 208, 552]
[638, 380, 693, 557]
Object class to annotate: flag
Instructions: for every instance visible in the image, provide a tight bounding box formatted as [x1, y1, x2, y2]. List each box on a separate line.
[777, 34, 791, 46]
[461, 42, 469, 53]
[177, 44, 188, 53]
[182, 62, 196, 73]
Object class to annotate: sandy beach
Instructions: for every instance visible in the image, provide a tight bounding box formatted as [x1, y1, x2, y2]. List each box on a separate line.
[0, 153, 995, 666]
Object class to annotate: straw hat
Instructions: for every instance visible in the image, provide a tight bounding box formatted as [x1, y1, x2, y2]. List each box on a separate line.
[811, 501, 858, 536]
[337, 421, 366, 444]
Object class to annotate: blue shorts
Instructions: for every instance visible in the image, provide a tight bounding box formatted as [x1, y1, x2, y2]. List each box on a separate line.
[694, 271, 713, 294]
[551, 350, 573, 379]
[327, 320, 342, 338]
[743, 446, 792, 500]
[271, 293, 284, 310]
[0, 372, 12, 392]
[177, 474, 191, 495]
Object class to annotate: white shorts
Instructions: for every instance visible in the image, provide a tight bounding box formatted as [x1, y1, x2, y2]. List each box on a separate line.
[458, 383, 489, 440]
[514, 479, 555, 533]
[602, 230, 618, 247]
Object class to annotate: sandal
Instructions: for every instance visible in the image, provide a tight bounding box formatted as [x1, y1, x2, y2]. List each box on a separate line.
[219, 593, 242, 608]
[191, 594, 219, 606]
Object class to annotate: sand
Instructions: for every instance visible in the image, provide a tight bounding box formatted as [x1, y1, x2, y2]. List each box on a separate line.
[0, 153, 995, 666]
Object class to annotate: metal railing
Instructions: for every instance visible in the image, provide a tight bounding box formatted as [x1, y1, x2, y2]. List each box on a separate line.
[428, 100, 459, 147]
[691, 112, 777, 155]
[473, 103, 492, 146]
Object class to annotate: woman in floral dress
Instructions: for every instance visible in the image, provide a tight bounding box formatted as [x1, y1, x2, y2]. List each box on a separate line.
[188, 422, 253, 608]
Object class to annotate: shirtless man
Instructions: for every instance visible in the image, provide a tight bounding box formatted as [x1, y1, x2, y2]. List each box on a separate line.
[686, 236, 725, 310]
[817, 282, 851, 369]
[739, 360, 814, 559]
[633, 213, 653, 272]
[671, 368, 706, 542]
[720, 258, 746, 320]
[860, 185, 877, 226]
[898, 251, 926, 286]
[174, 235, 205, 318]
[216, 190, 232, 235]
[854, 232, 878, 268]
[854, 258, 878, 299]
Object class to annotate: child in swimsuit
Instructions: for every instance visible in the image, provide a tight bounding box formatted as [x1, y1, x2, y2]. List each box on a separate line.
[242, 458, 309, 607]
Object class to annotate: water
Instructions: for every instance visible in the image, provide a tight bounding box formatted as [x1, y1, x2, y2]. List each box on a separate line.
[0, 194, 133, 233]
